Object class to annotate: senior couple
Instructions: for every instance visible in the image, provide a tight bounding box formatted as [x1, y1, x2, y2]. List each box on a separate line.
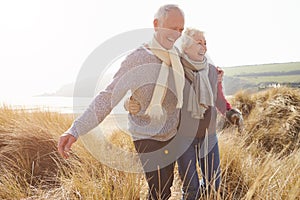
[58, 4, 242, 200]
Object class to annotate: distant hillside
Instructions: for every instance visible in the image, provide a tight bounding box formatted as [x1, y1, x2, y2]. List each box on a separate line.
[37, 83, 74, 97]
[39, 62, 300, 97]
[223, 62, 300, 95]
[37, 75, 114, 97]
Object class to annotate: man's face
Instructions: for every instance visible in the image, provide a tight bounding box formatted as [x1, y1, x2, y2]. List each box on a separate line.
[154, 9, 184, 50]
[184, 33, 207, 61]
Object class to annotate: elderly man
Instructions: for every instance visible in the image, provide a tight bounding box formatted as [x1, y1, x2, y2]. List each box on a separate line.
[58, 4, 185, 200]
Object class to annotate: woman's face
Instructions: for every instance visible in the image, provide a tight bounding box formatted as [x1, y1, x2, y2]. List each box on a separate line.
[184, 33, 207, 61]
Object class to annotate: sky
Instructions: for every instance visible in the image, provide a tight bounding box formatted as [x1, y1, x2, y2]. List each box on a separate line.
[0, 0, 300, 99]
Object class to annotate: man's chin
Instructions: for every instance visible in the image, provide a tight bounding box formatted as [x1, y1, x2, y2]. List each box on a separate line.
[163, 41, 175, 50]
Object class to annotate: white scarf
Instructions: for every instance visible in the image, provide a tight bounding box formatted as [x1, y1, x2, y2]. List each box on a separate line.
[145, 36, 185, 120]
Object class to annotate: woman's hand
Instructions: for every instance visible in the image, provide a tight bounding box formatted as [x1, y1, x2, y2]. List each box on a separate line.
[124, 97, 141, 115]
[216, 66, 224, 83]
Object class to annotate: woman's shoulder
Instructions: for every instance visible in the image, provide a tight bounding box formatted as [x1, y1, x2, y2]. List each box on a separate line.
[208, 63, 218, 74]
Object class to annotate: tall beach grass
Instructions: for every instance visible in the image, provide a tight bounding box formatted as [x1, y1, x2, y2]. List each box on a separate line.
[0, 87, 299, 199]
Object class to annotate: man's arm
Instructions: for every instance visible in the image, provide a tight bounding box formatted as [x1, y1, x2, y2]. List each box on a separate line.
[58, 58, 133, 158]
[215, 67, 244, 132]
[215, 67, 231, 115]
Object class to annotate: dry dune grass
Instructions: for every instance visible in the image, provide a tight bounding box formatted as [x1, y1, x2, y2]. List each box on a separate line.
[0, 106, 74, 198]
[231, 87, 300, 157]
[217, 131, 300, 200]
[0, 86, 300, 199]
[219, 87, 300, 199]
[107, 130, 136, 153]
[0, 105, 142, 199]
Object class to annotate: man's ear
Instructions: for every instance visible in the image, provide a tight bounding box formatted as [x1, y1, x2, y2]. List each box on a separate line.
[153, 19, 159, 31]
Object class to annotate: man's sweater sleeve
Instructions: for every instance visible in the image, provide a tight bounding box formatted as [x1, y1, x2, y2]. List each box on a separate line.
[215, 82, 232, 116]
[66, 59, 132, 138]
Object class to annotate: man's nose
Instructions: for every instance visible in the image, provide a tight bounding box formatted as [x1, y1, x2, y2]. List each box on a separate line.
[175, 28, 183, 33]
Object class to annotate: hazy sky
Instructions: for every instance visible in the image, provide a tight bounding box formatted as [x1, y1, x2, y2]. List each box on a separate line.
[0, 0, 299, 98]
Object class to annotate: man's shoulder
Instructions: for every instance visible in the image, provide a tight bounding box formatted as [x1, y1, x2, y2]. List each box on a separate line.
[126, 46, 151, 59]
[123, 45, 159, 65]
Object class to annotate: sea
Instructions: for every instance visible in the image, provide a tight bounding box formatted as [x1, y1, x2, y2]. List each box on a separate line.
[0, 96, 127, 114]
[0, 96, 129, 133]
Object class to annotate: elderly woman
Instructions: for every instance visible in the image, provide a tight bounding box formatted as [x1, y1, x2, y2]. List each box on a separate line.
[126, 28, 243, 199]
[176, 28, 229, 199]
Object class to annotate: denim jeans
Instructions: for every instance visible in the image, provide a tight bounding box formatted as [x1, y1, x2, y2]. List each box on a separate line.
[177, 134, 221, 200]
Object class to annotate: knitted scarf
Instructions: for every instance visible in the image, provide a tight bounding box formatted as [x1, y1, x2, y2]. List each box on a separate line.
[145, 36, 185, 120]
[181, 54, 214, 119]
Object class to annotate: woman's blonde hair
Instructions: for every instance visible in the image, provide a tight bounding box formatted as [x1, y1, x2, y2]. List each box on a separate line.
[181, 28, 205, 51]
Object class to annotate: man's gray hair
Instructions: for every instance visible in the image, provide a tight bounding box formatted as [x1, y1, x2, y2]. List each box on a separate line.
[154, 4, 184, 21]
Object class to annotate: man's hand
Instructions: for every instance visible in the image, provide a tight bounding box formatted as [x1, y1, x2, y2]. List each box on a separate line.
[124, 97, 141, 115]
[58, 133, 77, 159]
[216, 66, 224, 83]
[226, 108, 244, 133]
